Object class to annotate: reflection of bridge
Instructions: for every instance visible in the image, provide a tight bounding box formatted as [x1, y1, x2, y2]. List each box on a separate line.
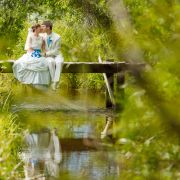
[0, 60, 144, 109]
[60, 138, 114, 152]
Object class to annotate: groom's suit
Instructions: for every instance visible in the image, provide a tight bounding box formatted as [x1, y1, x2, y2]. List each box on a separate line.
[43, 32, 64, 83]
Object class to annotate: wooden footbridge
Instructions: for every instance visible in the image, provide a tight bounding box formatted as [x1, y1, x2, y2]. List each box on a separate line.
[0, 60, 144, 110]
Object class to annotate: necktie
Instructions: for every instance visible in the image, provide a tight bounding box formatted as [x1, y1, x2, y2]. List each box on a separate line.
[47, 36, 51, 47]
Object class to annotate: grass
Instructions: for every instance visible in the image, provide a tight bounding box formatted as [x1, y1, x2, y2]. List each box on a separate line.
[0, 90, 23, 179]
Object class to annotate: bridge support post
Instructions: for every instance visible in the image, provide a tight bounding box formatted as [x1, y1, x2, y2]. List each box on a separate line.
[105, 73, 114, 108]
[115, 71, 125, 111]
[105, 59, 115, 109]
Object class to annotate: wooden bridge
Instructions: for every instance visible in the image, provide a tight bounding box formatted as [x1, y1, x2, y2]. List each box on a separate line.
[0, 60, 144, 110]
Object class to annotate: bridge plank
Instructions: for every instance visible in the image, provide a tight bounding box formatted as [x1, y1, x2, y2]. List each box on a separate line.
[0, 60, 144, 73]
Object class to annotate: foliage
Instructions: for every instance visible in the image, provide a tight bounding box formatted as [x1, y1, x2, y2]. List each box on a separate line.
[0, 0, 42, 58]
[0, 92, 22, 179]
[0, 113, 23, 179]
[0, 0, 179, 179]
[115, 82, 180, 179]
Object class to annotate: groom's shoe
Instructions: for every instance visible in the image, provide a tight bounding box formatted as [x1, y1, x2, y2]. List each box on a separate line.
[51, 82, 57, 91]
[56, 82, 60, 89]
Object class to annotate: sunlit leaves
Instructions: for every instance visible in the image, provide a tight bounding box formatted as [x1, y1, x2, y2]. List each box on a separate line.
[0, 0, 180, 178]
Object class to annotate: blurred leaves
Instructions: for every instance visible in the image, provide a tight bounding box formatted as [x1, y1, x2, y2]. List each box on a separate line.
[0, 0, 180, 179]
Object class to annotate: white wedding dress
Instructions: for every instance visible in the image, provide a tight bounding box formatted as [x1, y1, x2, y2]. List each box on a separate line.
[13, 33, 50, 85]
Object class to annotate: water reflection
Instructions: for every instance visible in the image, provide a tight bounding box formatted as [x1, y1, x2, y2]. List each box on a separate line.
[101, 115, 114, 139]
[20, 128, 61, 179]
[14, 87, 120, 179]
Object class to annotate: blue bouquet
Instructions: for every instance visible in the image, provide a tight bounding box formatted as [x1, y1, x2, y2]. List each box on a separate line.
[31, 49, 41, 58]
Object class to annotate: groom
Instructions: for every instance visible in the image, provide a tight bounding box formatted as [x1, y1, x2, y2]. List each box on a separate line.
[41, 21, 64, 90]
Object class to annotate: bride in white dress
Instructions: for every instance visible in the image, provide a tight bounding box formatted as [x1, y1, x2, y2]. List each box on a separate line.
[13, 24, 50, 85]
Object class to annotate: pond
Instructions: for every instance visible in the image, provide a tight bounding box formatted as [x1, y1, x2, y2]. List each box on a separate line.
[12, 86, 120, 179]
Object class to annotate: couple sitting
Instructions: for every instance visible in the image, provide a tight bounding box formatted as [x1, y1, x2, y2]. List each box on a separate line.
[13, 21, 64, 90]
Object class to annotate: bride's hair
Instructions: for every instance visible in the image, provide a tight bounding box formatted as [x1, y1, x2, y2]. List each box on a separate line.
[31, 24, 41, 32]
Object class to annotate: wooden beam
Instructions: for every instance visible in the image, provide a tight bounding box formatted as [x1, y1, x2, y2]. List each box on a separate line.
[98, 56, 115, 106]
[0, 60, 144, 73]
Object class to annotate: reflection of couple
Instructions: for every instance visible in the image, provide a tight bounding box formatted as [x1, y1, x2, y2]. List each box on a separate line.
[13, 21, 64, 90]
[20, 128, 62, 179]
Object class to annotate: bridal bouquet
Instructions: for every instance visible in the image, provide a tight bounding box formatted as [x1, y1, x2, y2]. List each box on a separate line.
[31, 49, 41, 58]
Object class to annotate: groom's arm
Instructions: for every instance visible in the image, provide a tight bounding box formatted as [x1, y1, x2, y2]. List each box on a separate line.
[46, 38, 60, 57]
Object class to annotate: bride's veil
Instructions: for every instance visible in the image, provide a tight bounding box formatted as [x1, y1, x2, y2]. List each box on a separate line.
[24, 28, 33, 50]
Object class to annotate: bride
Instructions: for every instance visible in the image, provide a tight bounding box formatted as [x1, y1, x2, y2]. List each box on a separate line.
[13, 24, 50, 86]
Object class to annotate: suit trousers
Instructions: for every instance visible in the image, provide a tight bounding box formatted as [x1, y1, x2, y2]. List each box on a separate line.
[46, 54, 64, 83]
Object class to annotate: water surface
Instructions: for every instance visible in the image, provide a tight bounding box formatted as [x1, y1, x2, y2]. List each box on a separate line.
[12, 86, 119, 179]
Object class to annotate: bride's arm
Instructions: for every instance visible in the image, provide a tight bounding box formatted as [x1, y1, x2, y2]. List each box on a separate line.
[24, 34, 34, 53]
